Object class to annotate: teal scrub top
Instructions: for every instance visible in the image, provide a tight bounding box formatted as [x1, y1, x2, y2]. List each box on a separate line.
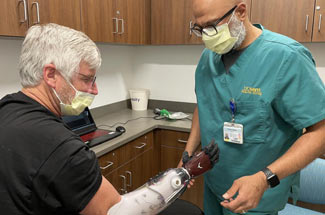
[195, 25, 325, 213]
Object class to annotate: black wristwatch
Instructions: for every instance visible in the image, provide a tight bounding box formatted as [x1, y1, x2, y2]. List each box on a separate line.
[261, 167, 280, 188]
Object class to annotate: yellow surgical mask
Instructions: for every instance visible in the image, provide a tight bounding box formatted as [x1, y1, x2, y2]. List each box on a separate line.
[202, 13, 242, 55]
[53, 77, 95, 116]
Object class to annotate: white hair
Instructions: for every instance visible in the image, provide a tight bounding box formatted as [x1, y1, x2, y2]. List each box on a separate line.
[19, 23, 101, 87]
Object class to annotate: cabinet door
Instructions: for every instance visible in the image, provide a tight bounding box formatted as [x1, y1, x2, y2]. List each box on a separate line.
[28, 0, 81, 30]
[0, 0, 28, 36]
[161, 144, 204, 210]
[115, 0, 150, 44]
[159, 130, 204, 210]
[105, 168, 127, 194]
[81, 0, 115, 42]
[105, 147, 155, 194]
[151, 0, 189, 44]
[313, 0, 325, 42]
[251, 0, 315, 42]
[184, 0, 202, 44]
[128, 147, 155, 191]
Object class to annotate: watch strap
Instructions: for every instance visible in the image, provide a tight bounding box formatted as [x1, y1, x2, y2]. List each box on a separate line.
[262, 167, 280, 188]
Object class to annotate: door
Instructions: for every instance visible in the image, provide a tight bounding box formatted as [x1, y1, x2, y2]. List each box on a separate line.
[185, 0, 202, 44]
[81, 0, 115, 42]
[151, 0, 189, 44]
[128, 148, 155, 191]
[28, 0, 81, 30]
[114, 0, 150, 44]
[158, 129, 204, 210]
[0, 0, 28, 36]
[313, 0, 325, 42]
[251, 0, 315, 42]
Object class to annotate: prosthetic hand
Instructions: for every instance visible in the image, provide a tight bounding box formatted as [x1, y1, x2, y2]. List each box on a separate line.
[182, 139, 219, 178]
[108, 140, 219, 215]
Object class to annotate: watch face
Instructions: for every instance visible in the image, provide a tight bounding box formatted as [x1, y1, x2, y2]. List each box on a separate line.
[268, 175, 280, 188]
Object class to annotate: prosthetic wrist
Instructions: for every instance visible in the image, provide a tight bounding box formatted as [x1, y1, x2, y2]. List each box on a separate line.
[182, 139, 219, 178]
[108, 140, 219, 215]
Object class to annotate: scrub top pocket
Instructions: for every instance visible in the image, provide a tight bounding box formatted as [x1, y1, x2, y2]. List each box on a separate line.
[235, 100, 269, 144]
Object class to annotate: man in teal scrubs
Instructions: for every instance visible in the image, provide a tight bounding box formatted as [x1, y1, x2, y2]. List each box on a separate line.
[178, 0, 325, 214]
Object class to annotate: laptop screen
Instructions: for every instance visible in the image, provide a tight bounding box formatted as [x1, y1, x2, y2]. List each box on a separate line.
[62, 107, 97, 135]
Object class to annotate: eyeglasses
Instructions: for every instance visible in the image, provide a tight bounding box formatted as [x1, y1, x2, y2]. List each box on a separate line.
[191, 5, 237, 37]
[74, 72, 97, 87]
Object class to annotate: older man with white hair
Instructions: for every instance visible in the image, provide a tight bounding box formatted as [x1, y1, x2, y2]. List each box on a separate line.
[0, 23, 220, 215]
[0, 23, 121, 215]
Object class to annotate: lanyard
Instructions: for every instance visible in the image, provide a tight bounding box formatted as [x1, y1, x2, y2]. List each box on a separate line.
[229, 98, 236, 123]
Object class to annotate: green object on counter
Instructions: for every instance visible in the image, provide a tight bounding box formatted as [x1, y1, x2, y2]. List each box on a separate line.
[159, 109, 170, 117]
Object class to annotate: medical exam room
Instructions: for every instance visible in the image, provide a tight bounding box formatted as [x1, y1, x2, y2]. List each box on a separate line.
[0, 0, 324, 215]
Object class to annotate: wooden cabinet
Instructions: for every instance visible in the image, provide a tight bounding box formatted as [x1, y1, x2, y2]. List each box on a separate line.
[0, 0, 29, 36]
[151, 0, 252, 45]
[81, 0, 151, 44]
[27, 0, 81, 30]
[313, 0, 325, 42]
[151, 0, 201, 45]
[251, 0, 325, 42]
[99, 132, 158, 194]
[0, 0, 81, 37]
[156, 129, 204, 210]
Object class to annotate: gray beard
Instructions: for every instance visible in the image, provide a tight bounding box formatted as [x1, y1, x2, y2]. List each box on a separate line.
[230, 16, 247, 49]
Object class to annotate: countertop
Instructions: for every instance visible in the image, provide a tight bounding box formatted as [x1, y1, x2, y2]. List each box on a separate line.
[91, 109, 192, 157]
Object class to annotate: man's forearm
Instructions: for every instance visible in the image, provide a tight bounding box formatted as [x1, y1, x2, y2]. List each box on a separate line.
[185, 107, 201, 156]
[267, 119, 325, 180]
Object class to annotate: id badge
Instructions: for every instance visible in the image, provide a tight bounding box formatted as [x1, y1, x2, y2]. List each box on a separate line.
[223, 122, 244, 144]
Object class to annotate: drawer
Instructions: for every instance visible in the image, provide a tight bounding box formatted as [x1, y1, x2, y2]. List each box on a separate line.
[159, 130, 189, 148]
[98, 146, 122, 175]
[125, 132, 154, 159]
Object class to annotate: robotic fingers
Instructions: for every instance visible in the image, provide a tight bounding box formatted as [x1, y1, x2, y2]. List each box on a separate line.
[108, 140, 219, 215]
[183, 139, 219, 178]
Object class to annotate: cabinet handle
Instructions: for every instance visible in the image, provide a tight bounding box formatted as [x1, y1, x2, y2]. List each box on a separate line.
[319, 14, 322, 32]
[19, 0, 28, 23]
[31, 2, 40, 24]
[177, 139, 188, 144]
[305, 15, 309, 32]
[134, 142, 146, 149]
[119, 175, 127, 194]
[189, 20, 193, 35]
[125, 171, 132, 187]
[112, 18, 118, 34]
[118, 19, 124, 34]
[99, 161, 114, 170]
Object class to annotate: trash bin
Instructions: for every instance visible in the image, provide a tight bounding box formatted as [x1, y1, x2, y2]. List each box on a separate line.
[129, 88, 150, 111]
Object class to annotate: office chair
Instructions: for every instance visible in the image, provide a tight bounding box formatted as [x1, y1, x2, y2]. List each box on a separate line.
[158, 199, 204, 215]
[279, 158, 325, 215]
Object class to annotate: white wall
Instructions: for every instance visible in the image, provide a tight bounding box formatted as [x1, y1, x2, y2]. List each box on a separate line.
[0, 38, 135, 109]
[0, 37, 324, 108]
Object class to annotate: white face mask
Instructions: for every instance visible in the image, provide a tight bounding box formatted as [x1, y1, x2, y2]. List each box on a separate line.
[53, 77, 95, 116]
[202, 12, 245, 54]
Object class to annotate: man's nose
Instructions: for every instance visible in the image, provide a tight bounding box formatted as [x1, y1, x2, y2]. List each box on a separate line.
[89, 82, 98, 95]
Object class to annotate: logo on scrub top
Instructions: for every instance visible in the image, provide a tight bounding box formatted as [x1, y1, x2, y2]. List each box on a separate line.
[241, 86, 262, 96]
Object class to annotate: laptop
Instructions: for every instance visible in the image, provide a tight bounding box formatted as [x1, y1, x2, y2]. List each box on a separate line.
[62, 107, 123, 147]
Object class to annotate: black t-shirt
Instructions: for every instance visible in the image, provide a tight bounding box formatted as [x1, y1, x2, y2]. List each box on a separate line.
[0, 92, 102, 215]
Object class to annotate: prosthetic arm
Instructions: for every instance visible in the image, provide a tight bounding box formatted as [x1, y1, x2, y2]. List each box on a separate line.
[108, 140, 219, 215]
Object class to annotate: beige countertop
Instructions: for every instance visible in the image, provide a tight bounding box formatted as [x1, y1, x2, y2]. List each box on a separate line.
[91, 109, 192, 157]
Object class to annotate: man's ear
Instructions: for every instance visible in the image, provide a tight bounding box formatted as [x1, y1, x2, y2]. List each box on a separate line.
[43, 64, 57, 88]
[236, 2, 247, 21]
